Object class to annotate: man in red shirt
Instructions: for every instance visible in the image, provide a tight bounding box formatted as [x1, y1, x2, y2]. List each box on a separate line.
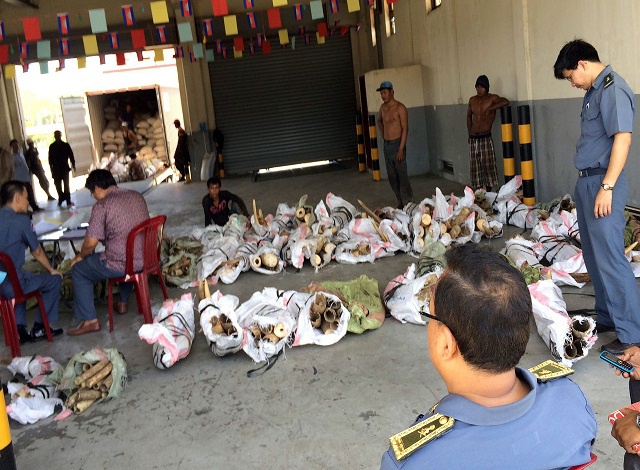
[68, 169, 149, 335]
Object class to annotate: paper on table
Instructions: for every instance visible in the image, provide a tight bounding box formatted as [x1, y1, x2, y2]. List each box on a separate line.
[34, 220, 61, 236]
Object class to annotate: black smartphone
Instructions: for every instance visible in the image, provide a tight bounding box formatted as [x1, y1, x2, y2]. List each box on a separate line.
[600, 350, 635, 374]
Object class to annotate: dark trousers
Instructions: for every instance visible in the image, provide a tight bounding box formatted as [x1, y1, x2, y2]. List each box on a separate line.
[0, 272, 61, 326]
[54, 172, 71, 205]
[383, 139, 413, 207]
[24, 181, 38, 211]
[32, 164, 51, 194]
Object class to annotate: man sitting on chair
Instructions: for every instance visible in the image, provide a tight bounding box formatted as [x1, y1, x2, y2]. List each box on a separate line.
[0, 181, 63, 343]
[68, 170, 149, 336]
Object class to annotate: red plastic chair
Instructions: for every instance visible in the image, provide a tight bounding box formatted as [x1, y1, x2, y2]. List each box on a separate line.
[0, 252, 54, 358]
[569, 452, 597, 470]
[107, 215, 169, 332]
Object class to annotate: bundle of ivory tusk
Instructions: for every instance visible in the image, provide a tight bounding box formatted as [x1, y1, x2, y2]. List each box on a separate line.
[162, 256, 192, 278]
[476, 218, 501, 238]
[197, 278, 212, 300]
[311, 242, 336, 269]
[417, 274, 439, 304]
[66, 359, 114, 414]
[251, 252, 280, 270]
[249, 321, 288, 345]
[211, 314, 237, 336]
[563, 317, 595, 360]
[310, 293, 343, 335]
[350, 244, 371, 257]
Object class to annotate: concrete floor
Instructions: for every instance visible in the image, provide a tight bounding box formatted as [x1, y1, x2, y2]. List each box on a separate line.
[6, 162, 633, 469]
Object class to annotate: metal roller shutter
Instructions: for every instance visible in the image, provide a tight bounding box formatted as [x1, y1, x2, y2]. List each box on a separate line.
[209, 34, 357, 175]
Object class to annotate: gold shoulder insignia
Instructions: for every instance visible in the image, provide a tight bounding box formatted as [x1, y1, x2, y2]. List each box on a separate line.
[389, 413, 454, 461]
[604, 73, 614, 89]
[528, 360, 574, 382]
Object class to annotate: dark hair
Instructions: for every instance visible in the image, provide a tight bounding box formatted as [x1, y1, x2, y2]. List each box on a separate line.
[9, 139, 18, 146]
[434, 245, 532, 373]
[1, 180, 27, 206]
[85, 169, 117, 192]
[207, 176, 221, 187]
[553, 39, 600, 79]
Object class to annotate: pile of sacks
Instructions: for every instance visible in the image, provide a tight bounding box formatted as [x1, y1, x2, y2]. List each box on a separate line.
[134, 116, 166, 160]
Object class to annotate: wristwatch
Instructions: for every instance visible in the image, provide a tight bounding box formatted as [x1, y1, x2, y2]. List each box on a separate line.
[636, 413, 640, 430]
[601, 183, 614, 191]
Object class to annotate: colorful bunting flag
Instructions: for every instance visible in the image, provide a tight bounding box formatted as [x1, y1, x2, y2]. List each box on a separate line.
[278, 29, 289, 45]
[249, 42, 255, 55]
[88, 9, 108, 34]
[268, 8, 282, 28]
[256, 33, 263, 46]
[317, 22, 328, 37]
[247, 12, 257, 29]
[223, 15, 238, 36]
[99, 54, 106, 65]
[305, 33, 310, 45]
[0, 21, 4, 41]
[132, 29, 146, 49]
[367, 0, 374, 6]
[57, 13, 70, 35]
[340, 26, 349, 36]
[110, 32, 120, 49]
[4, 64, 15, 77]
[157, 25, 168, 43]
[347, 0, 360, 12]
[298, 26, 305, 36]
[59, 38, 70, 56]
[0, 44, 8, 64]
[215, 39, 222, 53]
[273, 0, 287, 6]
[262, 40, 271, 55]
[39, 61, 48, 75]
[116, 52, 126, 65]
[181, 0, 193, 17]
[329, 0, 339, 14]
[58, 59, 65, 70]
[19, 43, 29, 59]
[22, 63, 29, 73]
[294, 4, 303, 20]
[122, 5, 136, 26]
[310, 1, 324, 20]
[22, 17, 42, 41]
[136, 50, 144, 61]
[203, 18, 214, 36]
[222, 46, 227, 58]
[356, 23, 361, 31]
[212, 0, 229, 17]
[83, 35, 99, 55]
[192, 43, 204, 58]
[387, 0, 398, 4]
[155, 49, 164, 62]
[234, 49, 242, 58]
[189, 50, 197, 62]
[150, 1, 170, 24]
[244, 0, 254, 8]
[233, 37, 244, 51]
[174, 46, 184, 58]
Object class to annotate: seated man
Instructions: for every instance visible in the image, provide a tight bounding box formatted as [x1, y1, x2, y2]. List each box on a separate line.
[0, 181, 63, 343]
[202, 176, 248, 227]
[68, 169, 149, 335]
[381, 245, 597, 469]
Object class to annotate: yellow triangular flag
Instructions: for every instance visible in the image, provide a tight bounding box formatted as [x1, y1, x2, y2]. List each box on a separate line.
[78, 57, 87, 69]
[279, 29, 289, 45]
[82, 35, 99, 55]
[150, 1, 170, 24]
[224, 15, 238, 36]
[347, 0, 360, 12]
[316, 32, 325, 44]
[234, 49, 242, 58]
[4, 64, 15, 79]
[154, 49, 164, 62]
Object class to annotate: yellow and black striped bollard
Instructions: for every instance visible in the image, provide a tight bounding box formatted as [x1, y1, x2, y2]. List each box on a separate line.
[500, 106, 515, 183]
[0, 393, 17, 469]
[368, 115, 381, 181]
[518, 105, 535, 205]
[356, 114, 366, 172]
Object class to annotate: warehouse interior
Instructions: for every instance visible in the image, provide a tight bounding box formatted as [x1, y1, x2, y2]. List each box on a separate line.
[0, 0, 639, 468]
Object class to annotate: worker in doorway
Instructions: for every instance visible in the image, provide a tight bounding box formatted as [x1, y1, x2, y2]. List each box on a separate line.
[467, 75, 510, 191]
[119, 103, 134, 127]
[376, 81, 413, 209]
[121, 122, 138, 155]
[48, 130, 76, 208]
[10, 139, 40, 212]
[25, 138, 55, 202]
[202, 176, 248, 227]
[173, 119, 190, 182]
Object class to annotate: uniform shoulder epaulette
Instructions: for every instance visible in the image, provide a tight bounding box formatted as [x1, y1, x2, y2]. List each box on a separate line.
[389, 413, 454, 461]
[528, 360, 574, 382]
[604, 73, 614, 89]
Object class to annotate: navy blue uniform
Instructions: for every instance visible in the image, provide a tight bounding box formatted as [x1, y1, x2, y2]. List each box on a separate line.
[0, 206, 61, 327]
[380, 368, 596, 469]
[574, 65, 640, 343]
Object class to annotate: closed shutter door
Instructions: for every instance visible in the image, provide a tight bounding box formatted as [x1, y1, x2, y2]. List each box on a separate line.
[209, 34, 356, 175]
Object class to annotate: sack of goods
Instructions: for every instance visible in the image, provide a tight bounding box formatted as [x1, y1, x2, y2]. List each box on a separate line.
[50, 347, 127, 415]
[292, 292, 350, 346]
[139, 293, 196, 369]
[199, 290, 243, 356]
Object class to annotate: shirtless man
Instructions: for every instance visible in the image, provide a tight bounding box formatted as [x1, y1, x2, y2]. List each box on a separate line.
[467, 75, 510, 191]
[377, 81, 413, 209]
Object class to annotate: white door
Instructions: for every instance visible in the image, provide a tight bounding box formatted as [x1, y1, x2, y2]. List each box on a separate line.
[60, 96, 96, 175]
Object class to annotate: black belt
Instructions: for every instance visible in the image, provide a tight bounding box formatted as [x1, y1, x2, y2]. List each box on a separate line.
[578, 168, 607, 177]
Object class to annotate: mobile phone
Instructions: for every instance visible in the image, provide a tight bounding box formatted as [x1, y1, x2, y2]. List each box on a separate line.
[600, 350, 635, 374]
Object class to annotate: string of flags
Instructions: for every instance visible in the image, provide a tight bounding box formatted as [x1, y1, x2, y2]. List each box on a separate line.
[0, 0, 371, 70]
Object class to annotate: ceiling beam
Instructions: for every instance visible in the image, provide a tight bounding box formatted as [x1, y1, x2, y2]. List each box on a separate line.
[3, 0, 38, 9]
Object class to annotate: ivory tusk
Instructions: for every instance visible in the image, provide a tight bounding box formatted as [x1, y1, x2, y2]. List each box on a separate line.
[74, 360, 109, 386]
[625, 241, 638, 255]
[251, 256, 262, 268]
[421, 213, 431, 227]
[74, 399, 97, 414]
[77, 389, 103, 401]
[86, 363, 113, 389]
[273, 322, 287, 338]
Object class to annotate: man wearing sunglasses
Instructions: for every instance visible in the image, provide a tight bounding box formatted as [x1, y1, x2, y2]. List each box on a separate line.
[381, 245, 596, 469]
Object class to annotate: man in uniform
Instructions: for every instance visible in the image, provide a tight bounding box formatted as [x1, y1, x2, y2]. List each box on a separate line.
[48, 130, 76, 208]
[376, 82, 413, 209]
[466, 75, 510, 191]
[10, 139, 40, 212]
[68, 169, 149, 335]
[380, 245, 596, 469]
[554, 39, 640, 354]
[0, 181, 63, 343]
